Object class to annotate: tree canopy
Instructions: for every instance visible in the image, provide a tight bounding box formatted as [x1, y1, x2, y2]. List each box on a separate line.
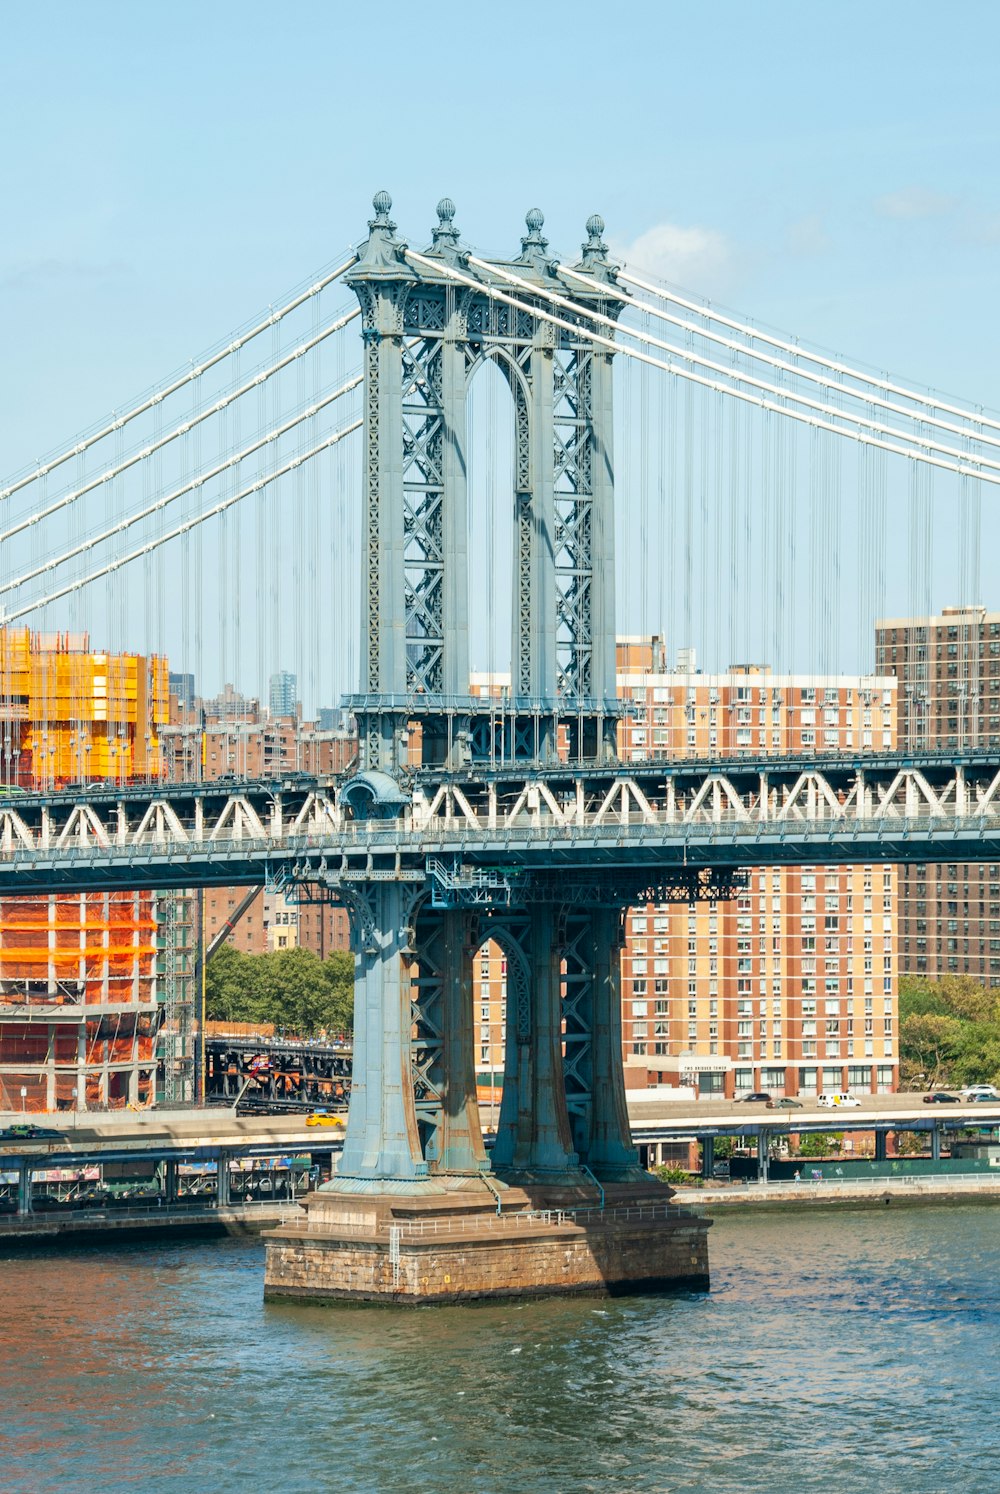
[205, 944, 354, 1037]
[899, 976, 1000, 1089]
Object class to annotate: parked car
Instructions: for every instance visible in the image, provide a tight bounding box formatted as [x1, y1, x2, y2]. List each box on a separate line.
[736, 1092, 773, 1105]
[0, 1124, 67, 1141]
[816, 1092, 861, 1108]
[922, 1091, 962, 1104]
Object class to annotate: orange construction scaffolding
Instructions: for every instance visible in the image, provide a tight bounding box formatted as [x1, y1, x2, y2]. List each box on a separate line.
[0, 630, 171, 1114]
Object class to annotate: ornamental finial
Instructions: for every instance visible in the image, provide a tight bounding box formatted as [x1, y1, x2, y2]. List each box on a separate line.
[579, 212, 616, 279]
[430, 197, 462, 260]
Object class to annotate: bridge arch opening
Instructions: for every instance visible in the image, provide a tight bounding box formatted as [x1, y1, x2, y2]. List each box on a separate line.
[466, 352, 516, 712]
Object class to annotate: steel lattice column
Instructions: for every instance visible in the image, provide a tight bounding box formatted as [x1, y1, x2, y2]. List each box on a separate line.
[346, 194, 414, 772]
[411, 905, 489, 1175]
[492, 904, 579, 1177]
[586, 333, 619, 757]
[583, 906, 642, 1177]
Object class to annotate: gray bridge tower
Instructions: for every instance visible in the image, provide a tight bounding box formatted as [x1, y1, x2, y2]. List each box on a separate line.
[322, 196, 649, 1203]
[343, 192, 623, 771]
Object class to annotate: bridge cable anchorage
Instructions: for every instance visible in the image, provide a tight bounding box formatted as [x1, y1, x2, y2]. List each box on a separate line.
[0, 309, 361, 547]
[0, 255, 358, 502]
[615, 265, 1000, 439]
[557, 261, 1000, 457]
[6, 418, 362, 620]
[467, 254, 1000, 476]
[406, 249, 998, 485]
[1, 372, 363, 598]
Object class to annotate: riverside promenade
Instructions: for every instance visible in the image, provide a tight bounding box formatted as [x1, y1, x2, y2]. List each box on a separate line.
[674, 1172, 1000, 1210]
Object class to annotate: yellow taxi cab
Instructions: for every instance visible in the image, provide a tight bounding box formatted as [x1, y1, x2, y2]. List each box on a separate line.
[305, 1110, 345, 1128]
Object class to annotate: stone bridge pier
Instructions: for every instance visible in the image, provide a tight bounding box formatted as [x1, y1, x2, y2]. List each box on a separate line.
[263, 876, 711, 1304]
[262, 193, 710, 1303]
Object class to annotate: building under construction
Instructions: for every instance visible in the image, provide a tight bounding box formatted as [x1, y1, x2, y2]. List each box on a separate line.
[0, 629, 196, 1112]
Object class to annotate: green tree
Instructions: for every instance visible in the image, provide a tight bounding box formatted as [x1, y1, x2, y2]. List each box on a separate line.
[899, 1011, 964, 1088]
[797, 1132, 843, 1158]
[204, 942, 354, 1037]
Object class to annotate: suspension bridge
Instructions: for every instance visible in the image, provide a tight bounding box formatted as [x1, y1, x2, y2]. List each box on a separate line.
[4, 192, 1000, 1300]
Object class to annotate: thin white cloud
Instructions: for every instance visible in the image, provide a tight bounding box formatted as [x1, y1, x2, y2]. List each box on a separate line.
[610, 221, 733, 296]
[874, 186, 958, 221]
[787, 214, 830, 255]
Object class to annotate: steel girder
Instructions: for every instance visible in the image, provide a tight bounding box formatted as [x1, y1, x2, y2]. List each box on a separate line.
[8, 754, 1000, 893]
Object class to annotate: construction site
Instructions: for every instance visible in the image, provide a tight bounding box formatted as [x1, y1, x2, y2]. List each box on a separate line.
[0, 629, 197, 1112]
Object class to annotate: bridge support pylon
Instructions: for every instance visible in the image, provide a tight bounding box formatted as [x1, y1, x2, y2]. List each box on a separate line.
[263, 192, 711, 1304]
[264, 874, 710, 1304]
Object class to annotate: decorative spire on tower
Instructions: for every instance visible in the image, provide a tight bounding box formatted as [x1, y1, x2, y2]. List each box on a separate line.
[427, 197, 465, 265]
[351, 190, 410, 276]
[577, 213, 618, 282]
[516, 207, 555, 273]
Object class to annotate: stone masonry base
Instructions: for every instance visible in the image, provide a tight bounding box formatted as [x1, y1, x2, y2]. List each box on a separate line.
[263, 1183, 711, 1305]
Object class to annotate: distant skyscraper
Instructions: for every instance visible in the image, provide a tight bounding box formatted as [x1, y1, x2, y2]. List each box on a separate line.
[269, 670, 298, 718]
[169, 671, 196, 711]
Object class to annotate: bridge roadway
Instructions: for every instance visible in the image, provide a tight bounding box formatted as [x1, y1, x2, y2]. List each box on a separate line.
[2, 1092, 995, 1164]
[624, 1091, 1000, 1141]
[2, 750, 1000, 893]
[1, 1097, 995, 1230]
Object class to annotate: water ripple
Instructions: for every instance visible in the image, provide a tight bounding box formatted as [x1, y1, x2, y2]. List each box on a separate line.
[2, 1206, 999, 1492]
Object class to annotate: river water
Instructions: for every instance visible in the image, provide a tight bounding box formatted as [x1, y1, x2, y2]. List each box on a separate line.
[3, 1205, 998, 1493]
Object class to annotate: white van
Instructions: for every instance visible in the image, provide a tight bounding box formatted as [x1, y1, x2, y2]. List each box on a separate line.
[816, 1091, 861, 1108]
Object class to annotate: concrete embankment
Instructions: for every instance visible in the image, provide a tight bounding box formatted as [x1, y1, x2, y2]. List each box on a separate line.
[675, 1174, 1000, 1211]
[0, 1202, 296, 1244]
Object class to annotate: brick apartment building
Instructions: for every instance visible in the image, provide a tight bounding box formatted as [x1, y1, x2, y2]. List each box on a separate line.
[472, 643, 900, 1099]
[161, 687, 353, 957]
[876, 605, 1000, 986]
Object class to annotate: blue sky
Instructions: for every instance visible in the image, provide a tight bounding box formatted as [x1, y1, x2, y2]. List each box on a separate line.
[1, 2, 999, 696]
[3, 0, 999, 468]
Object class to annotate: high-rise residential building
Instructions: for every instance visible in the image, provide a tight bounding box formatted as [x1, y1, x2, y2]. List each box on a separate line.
[876, 605, 1000, 985]
[470, 643, 900, 1099]
[615, 648, 899, 1097]
[0, 629, 193, 1112]
[269, 670, 298, 718]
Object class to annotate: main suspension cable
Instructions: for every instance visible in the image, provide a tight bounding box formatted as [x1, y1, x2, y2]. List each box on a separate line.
[0, 254, 358, 502]
[8, 418, 362, 620]
[558, 261, 1000, 457]
[0, 373, 363, 598]
[0, 308, 361, 543]
[470, 256, 1000, 476]
[405, 249, 1000, 486]
[616, 266, 1000, 436]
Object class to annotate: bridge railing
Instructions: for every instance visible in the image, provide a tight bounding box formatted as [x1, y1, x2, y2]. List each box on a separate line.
[4, 791, 1000, 872]
[391, 1201, 692, 1237]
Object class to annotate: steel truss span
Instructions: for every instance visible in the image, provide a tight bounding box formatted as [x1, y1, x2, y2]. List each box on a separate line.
[2, 753, 1000, 894]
